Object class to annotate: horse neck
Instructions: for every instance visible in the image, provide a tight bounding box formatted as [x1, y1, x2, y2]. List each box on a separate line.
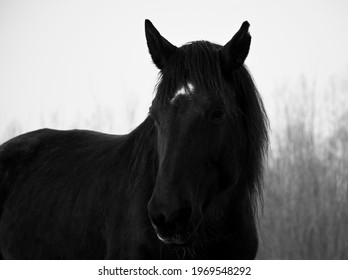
[126, 116, 158, 186]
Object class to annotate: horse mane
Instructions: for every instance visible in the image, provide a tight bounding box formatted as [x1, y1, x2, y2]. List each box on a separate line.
[231, 66, 269, 213]
[154, 41, 225, 106]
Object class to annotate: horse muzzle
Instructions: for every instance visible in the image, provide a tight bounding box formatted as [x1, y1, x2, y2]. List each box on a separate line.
[147, 199, 199, 246]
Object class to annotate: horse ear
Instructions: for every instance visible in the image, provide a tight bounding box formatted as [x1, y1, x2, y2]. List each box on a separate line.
[145, 19, 177, 69]
[219, 21, 251, 72]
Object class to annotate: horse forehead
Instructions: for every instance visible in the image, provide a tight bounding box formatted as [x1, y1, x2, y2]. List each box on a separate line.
[170, 83, 195, 104]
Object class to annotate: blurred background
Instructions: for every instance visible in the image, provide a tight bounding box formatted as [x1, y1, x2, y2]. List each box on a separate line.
[1, 0, 347, 259]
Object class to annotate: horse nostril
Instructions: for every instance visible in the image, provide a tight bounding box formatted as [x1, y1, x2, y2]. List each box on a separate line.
[150, 212, 167, 228]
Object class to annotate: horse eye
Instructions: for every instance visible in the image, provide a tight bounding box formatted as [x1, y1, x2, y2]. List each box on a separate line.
[209, 109, 226, 123]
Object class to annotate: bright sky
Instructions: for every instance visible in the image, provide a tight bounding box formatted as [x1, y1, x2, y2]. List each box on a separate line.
[1, 0, 348, 141]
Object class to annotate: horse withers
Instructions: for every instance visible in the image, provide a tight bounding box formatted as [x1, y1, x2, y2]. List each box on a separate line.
[0, 20, 268, 259]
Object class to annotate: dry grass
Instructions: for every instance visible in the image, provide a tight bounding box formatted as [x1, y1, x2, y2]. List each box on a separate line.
[258, 77, 348, 259]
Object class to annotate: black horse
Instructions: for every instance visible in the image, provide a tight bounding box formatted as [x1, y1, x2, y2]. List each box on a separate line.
[0, 20, 268, 259]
